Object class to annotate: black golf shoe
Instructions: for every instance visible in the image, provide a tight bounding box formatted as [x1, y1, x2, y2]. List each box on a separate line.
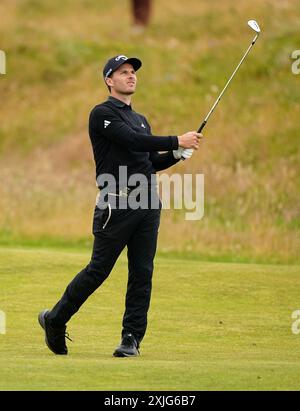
[38, 309, 71, 355]
[113, 333, 140, 357]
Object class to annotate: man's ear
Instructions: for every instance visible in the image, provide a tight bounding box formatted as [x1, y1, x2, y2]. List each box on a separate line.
[105, 77, 114, 88]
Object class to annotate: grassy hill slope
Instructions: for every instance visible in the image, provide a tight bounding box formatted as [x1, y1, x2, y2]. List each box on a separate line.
[0, 0, 299, 263]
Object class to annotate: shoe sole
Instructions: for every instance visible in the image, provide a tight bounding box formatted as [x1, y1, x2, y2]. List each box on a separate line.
[113, 350, 139, 358]
[38, 310, 67, 355]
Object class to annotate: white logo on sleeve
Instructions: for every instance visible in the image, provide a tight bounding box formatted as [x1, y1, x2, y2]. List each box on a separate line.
[141, 123, 146, 128]
[104, 120, 111, 128]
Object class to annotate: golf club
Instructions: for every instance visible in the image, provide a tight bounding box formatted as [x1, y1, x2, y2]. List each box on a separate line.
[182, 20, 261, 159]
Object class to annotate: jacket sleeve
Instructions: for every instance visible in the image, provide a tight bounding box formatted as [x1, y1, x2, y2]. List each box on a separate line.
[149, 151, 180, 171]
[142, 116, 180, 171]
[89, 106, 179, 152]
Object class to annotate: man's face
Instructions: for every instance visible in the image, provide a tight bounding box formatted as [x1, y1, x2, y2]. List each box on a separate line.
[106, 63, 137, 95]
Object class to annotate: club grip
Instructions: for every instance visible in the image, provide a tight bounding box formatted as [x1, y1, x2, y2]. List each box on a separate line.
[197, 120, 207, 133]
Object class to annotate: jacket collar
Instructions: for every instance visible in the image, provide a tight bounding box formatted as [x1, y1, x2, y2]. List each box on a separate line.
[108, 96, 132, 110]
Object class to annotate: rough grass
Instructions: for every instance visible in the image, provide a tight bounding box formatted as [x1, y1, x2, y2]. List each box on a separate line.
[0, 246, 300, 391]
[0, 0, 300, 263]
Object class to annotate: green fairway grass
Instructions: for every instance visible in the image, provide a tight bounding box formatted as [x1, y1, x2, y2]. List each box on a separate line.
[0, 246, 299, 391]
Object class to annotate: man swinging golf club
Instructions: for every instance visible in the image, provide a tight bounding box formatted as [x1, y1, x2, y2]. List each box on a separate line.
[38, 54, 202, 357]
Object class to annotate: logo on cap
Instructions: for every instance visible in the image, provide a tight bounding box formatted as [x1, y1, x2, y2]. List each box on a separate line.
[115, 55, 128, 61]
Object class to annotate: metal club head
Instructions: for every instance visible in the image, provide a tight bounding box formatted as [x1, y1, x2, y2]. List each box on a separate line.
[248, 20, 261, 33]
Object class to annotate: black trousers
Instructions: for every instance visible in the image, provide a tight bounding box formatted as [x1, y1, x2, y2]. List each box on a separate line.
[48, 193, 161, 343]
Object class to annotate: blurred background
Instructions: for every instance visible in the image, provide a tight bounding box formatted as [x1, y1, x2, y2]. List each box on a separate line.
[0, 0, 299, 264]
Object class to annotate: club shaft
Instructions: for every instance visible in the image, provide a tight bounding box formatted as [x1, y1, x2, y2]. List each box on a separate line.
[197, 33, 259, 133]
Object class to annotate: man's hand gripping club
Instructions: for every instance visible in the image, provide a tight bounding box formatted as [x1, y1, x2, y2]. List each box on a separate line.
[173, 131, 203, 160]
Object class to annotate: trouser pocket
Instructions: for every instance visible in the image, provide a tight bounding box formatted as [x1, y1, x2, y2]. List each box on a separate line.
[92, 204, 112, 235]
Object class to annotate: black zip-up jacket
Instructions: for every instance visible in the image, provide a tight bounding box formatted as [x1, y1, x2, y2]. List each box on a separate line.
[89, 96, 180, 189]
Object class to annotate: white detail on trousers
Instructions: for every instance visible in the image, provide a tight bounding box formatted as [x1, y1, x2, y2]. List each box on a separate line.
[102, 203, 112, 229]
